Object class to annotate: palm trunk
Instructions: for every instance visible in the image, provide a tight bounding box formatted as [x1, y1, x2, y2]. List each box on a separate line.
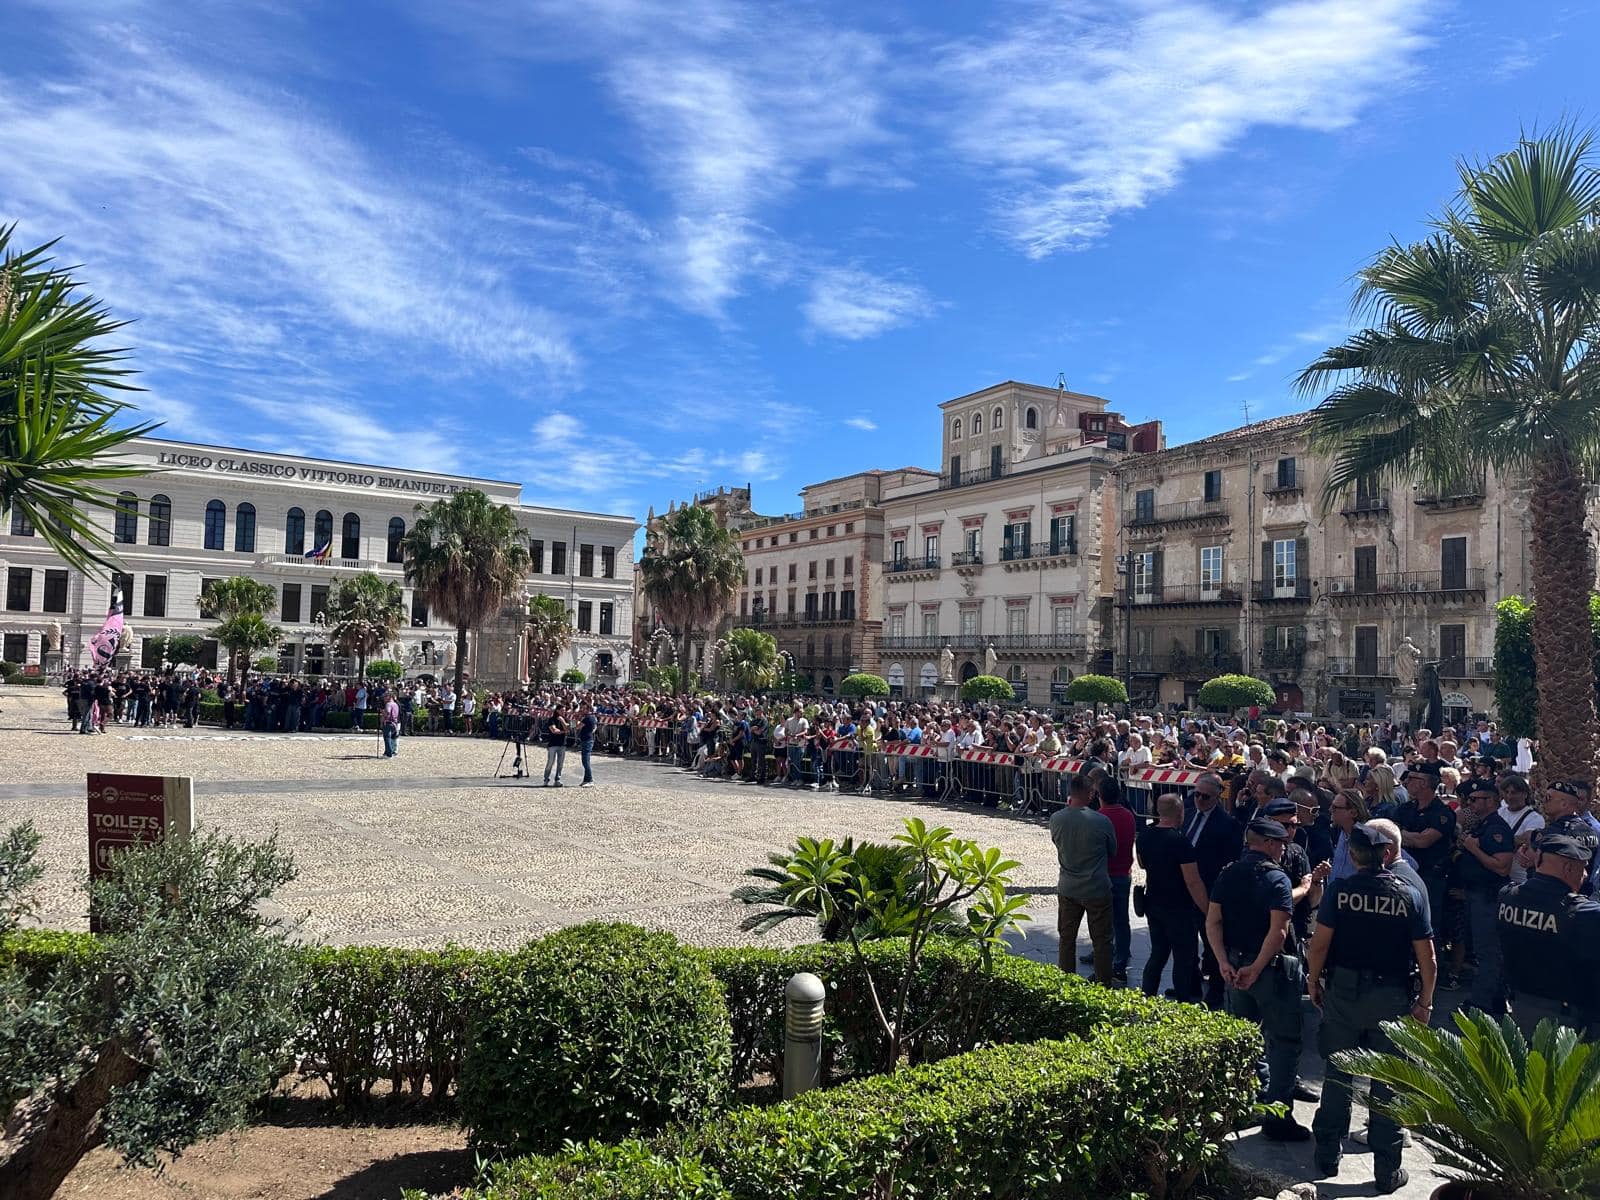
[1527, 451, 1599, 785]
[357, 646, 367, 682]
[677, 628, 693, 695]
[453, 626, 468, 705]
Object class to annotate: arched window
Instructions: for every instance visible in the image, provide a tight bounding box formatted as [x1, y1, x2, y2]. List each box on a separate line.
[313, 510, 333, 554]
[147, 495, 171, 546]
[114, 493, 138, 544]
[10, 509, 34, 536]
[993, 406, 1004, 430]
[341, 513, 361, 560]
[1025, 407, 1038, 430]
[203, 499, 226, 550]
[971, 411, 983, 435]
[387, 517, 405, 564]
[285, 507, 306, 555]
[234, 502, 256, 553]
[951, 418, 962, 440]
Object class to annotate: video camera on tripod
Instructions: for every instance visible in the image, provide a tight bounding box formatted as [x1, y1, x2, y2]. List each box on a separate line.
[495, 709, 541, 779]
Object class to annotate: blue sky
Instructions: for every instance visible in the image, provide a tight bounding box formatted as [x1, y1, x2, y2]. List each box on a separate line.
[2, 1, 1591, 521]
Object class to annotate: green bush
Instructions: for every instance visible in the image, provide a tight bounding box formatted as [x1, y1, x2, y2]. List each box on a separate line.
[0, 659, 19, 680]
[322, 710, 353, 729]
[460, 923, 733, 1157]
[837, 673, 889, 698]
[470, 1141, 732, 1200]
[252, 655, 279, 673]
[5, 673, 49, 685]
[366, 659, 404, 681]
[959, 674, 1014, 702]
[1195, 673, 1275, 712]
[198, 701, 223, 725]
[1063, 673, 1128, 706]
[560, 667, 587, 685]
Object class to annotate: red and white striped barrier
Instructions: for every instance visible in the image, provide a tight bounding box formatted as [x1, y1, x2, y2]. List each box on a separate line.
[1126, 764, 1205, 787]
[958, 747, 1011, 765]
[882, 740, 941, 758]
[828, 738, 859, 752]
[598, 714, 629, 726]
[1041, 756, 1087, 774]
[635, 717, 670, 730]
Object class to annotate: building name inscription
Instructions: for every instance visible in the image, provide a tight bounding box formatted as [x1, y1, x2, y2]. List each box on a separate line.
[155, 452, 467, 495]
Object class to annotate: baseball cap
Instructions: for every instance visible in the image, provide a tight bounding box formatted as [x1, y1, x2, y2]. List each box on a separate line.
[1261, 798, 1297, 818]
[1539, 831, 1598, 863]
[1247, 817, 1290, 840]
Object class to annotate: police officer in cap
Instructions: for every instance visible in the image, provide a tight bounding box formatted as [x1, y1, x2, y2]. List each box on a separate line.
[1497, 827, 1600, 1040]
[1525, 781, 1600, 897]
[1306, 822, 1434, 1193]
[1205, 816, 1308, 1141]
[1454, 778, 1515, 1015]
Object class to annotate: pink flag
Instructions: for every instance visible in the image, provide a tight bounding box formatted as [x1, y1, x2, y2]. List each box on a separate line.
[87, 587, 125, 668]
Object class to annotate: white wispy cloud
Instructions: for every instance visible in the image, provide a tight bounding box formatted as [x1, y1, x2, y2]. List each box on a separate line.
[844, 417, 878, 431]
[803, 268, 936, 341]
[939, 0, 1432, 257]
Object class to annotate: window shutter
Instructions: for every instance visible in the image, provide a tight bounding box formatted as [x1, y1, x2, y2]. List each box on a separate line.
[1261, 541, 1272, 586]
[1295, 537, 1309, 587]
[1151, 549, 1164, 595]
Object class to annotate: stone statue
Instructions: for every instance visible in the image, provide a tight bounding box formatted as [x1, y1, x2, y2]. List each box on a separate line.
[1411, 661, 1446, 733]
[443, 641, 456, 669]
[1393, 636, 1421, 691]
[940, 645, 955, 684]
[983, 643, 998, 678]
[117, 624, 133, 653]
[45, 621, 62, 651]
[390, 640, 404, 663]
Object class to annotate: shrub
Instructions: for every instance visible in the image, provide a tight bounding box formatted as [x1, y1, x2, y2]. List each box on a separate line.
[460, 923, 733, 1157]
[1063, 673, 1128, 706]
[959, 674, 1014, 702]
[0, 660, 18, 680]
[837, 673, 889, 698]
[468, 1141, 732, 1200]
[6, 674, 49, 685]
[1195, 673, 1275, 712]
[198, 701, 223, 725]
[252, 655, 279, 673]
[366, 659, 404, 682]
[560, 668, 587, 685]
[322, 710, 353, 730]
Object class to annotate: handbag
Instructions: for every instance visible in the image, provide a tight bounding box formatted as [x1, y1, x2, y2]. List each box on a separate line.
[1132, 883, 1147, 918]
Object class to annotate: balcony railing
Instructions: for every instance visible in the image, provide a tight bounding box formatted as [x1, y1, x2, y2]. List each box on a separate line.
[1438, 656, 1495, 678]
[1326, 657, 1388, 678]
[941, 464, 1006, 489]
[256, 553, 378, 572]
[747, 613, 856, 629]
[884, 556, 941, 574]
[1253, 578, 1312, 602]
[951, 550, 984, 567]
[881, 633, 1087, 654]
[1115, 584, 1242, 606]
[1261, 646, 1306, 670]
[999, 541, 1078, 562]
[1120, 651, 1242, 675]
[1126, 498, 1228, 527]
[1340, 493, 1391, 517]
[1324, 569, 1486, 597]
[1263, 471, 1303, 497]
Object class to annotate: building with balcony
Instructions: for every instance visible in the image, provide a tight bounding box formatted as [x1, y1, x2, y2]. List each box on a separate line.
[1111, 413, 1559, 720]
[878, 380, 1161, 701]
[0, 437, 636, 685]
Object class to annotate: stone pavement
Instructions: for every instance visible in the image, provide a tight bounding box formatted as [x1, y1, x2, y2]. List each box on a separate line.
[0, 687, 1447, 1195]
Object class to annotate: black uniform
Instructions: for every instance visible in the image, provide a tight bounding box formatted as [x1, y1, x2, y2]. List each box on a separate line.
[1311, 867, 1430, 1181]
[1497, 872, 1600, 1038]
[1456, 810, 1514, 1014]
[1210, 850, 1301, 1107]
[1395, 797, 1456, 940]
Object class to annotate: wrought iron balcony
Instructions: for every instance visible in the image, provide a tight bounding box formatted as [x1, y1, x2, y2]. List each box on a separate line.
[880, 632, 1086, 654]
[1253, 578, 1312, 602]
[1323, 569, 1485, 599]
[951, 550, 984, 567]
[883, 555, 941, 575]
[1326, 657, 1388, 678]
[1115, 584, 1242, 606]
[1339, 493, 1391, 517]
[999, 540, 1078, 562]
[1438, 656, 1495, 678]
[1260, 646, 1306, 670]
[1125, 498, 1228, 527]
[941, 464, 1007, 489]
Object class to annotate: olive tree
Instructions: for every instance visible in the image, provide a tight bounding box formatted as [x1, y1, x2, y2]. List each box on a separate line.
[0, 826, 301, 1200]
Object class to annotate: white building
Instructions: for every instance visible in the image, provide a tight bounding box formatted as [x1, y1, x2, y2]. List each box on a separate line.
[878, 381, 1161, 702]
[0, 437, 636, 684]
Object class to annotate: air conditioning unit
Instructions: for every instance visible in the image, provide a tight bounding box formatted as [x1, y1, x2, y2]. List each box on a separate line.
[1328, 578, 1352, 594]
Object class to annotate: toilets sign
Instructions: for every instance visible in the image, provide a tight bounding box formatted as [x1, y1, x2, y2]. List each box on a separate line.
[86, 773, 195, 927]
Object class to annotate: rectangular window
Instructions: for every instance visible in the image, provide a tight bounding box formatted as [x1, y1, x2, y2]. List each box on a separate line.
[891, 538, 905, 563]
[143, 575, 167, 619]
[5, 567, 31, 611]
[822, 592, 837, 618]
[281, 583, 302, 624]
[921, 610, 938, 637]
[601, 546, 615, 578]
[754, 567, 763, 586]
[808, 561, 817, 580]
[1133, 551, 1155, 596]
[960, 609, 979, 637]
[112, 572, 133, 609]
[1007, 606, 1027, 636]
[9, 509, 33, 536]
[1199, 546, 1223, 594]
[1273, 538, 1297, 590]
[924, 533, 939, 561]
[840, 590, 855, 619]
[844, 556, 853, 576]
[965, 527, 981, 555]
[1052, 606, 1073, 636]
[788, 563, 797, 582]
[2, 633, 27, 663]
[1439, 623, 1466, 675]
[805, 592, 818, 618]
[411, 592, 428, 627]
[788, 532, 797, 544]
[310, 585, 329, 622]
[577, 601, 592, 632]
[825, 558, 835, 578]
[786, 589, 795, 614]
[579, 543, 594, 577]
[809, 528, 818, 540]
[599, 602, 614, 635]
[42, 569, 68, 613]
[1203, 469, 1222, 502]
[1354, 545, 1377, 593]
[1134, 489, 1154, 522]
[827, 525, 835, 537]
[529, 539, 544, 573]
[1276, 458, 1297, 489]
[1003, 520, 1030, 558]
[1049, 514, 1075, 553]
[1441, 536, 1468, 590]
[1355, 625, 1379, 675]
[551, 541, 566, 576]
[889, 613, 905, 639]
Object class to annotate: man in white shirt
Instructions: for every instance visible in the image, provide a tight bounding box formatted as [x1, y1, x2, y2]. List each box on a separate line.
[1119, 731, 1154, 826]
[1497, 773, 1543, 884]
[782, 707, 809, 787]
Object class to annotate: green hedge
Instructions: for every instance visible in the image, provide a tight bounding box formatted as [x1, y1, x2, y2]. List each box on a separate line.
[3, 674, 50, 685]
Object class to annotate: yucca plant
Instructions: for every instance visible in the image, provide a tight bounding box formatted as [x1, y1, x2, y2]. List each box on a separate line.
[1335, 1011, 1600, 1200]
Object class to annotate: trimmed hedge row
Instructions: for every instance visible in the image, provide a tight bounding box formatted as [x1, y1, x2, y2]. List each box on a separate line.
[3, 927, 1260, 1199]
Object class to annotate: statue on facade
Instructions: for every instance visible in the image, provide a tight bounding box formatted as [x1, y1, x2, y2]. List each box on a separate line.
[443, 640, 456, 669]
[117, 624, 133, 653]
[983, 642, 998, 678]
[45, 621, 62, 652]
[1393, 636, 1422, 691]
[940, 645, 955, 685]
[1411, 660, 1445, 732]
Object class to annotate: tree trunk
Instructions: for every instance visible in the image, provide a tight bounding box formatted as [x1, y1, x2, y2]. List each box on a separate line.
[0, 1038, 150, 1200]
[357, 646, 367, 682]
[677, 628, 693, 695]
[1527, 451, 1599, 785]
[453, 625, 469, 706]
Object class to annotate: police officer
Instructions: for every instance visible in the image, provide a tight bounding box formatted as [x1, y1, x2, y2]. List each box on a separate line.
[1306, 823, 1433, 1193]
[1261, 796, 1330, 955]
[1497, 828, 1600, 1040]
[1526, 781, 1600, 897]
[1454, 778, 1514, 1015]
[1395, 766, 1456, 963]
[1205, 817, 1308, 1141]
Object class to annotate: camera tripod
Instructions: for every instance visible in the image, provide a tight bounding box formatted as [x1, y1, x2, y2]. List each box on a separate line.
[494, 736, 529, 779]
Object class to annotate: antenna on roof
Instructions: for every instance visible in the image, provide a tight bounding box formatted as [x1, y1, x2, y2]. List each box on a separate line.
[1241, 397, 1252, 425]
[1055, 371, 1068, 395]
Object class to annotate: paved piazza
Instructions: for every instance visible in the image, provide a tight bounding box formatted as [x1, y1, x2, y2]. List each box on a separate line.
[1, 692, 1066, 953]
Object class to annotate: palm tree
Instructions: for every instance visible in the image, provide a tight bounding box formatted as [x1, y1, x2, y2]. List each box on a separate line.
[324, 572, 404, 681]
[1301, 127, 1600, 783]
[0, 227, 157, 574]
[212, 613, 281, 680]
[639, 504, 743, 694]
[199, 577, 280, 683]
[401, 488, 530, 701]
[723, 626, 779, 691]
[525, 592, 572, 683]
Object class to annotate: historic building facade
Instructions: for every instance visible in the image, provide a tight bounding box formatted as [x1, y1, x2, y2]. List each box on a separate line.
[0, 437, 635, 685]
[1111, 413, 1549, 720]
[878, 381, 1161, 702]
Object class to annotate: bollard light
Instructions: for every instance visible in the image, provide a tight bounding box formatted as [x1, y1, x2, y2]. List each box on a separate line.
[783, 971, 826, 1099]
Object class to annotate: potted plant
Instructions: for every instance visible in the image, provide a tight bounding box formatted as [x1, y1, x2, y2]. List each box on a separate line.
[1334, 1011, 1600, 1200]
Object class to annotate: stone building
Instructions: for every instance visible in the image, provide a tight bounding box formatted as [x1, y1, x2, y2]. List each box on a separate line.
[1111, 412, 1545, 720]
[0, 436, 636, 686]
[877, 380, 1161, 702]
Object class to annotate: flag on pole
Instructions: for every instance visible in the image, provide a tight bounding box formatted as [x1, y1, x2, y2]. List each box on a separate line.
[304, 541, 332, 562]
[87, 587, 125, 668]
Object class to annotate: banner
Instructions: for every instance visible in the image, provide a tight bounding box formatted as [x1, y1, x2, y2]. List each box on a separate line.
[86, 586, 125, 668]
